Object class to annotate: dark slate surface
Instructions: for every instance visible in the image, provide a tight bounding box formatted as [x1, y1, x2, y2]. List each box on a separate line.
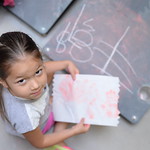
[6, 0, 73, 34]
[43, 0, 150, 123]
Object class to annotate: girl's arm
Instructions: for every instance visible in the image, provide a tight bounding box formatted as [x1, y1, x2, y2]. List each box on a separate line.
[44, 60, 79, 81]
[23, 118, 90, 148]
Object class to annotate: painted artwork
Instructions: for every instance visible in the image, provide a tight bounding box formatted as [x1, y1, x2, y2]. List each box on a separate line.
[52, 74, 120, 126]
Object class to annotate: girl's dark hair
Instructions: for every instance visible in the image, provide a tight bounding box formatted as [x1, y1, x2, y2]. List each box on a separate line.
[0, 31, 42, 120]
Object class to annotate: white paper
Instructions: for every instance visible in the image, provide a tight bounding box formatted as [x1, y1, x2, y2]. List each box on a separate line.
[52, 74, 120, 126]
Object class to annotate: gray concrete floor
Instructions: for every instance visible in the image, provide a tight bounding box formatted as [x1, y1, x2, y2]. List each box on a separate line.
[0, 6, 150, 150]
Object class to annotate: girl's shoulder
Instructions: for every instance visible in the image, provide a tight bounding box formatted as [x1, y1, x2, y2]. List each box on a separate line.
[2, 86, 51, 134]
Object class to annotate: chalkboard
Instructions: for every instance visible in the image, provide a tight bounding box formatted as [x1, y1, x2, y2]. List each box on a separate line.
[6, 0, 73, 34]
[43, 0, 150, 123]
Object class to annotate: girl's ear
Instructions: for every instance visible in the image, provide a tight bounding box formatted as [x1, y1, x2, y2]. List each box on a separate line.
[0, 79, 8, 88]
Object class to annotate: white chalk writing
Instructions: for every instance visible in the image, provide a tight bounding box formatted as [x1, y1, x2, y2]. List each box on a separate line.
[55, 4, 136, 94]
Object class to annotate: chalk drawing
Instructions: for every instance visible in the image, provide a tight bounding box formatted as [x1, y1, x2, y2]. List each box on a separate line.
[101, 27, 130, 73]
[55, 4, 137, 94]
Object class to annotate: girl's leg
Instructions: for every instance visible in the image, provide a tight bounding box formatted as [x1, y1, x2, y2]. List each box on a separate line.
[44, 125, 73, 150]
[53, 122, 68, 146]
[49, 98, 72, 149]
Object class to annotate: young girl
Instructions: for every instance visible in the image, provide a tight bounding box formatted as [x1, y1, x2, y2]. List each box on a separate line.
[0, 32, 90, 150]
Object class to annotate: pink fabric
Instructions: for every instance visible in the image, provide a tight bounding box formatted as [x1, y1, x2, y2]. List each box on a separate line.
[42, 112, 55, 134]
[63, 146, 73, 150]
[3, 0, 15, 7]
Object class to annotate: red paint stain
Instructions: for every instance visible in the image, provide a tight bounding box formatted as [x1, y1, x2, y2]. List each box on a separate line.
[101, 104, 106, 109]
[106, 103, 120, 118]
[100, 90, 120, 118]
[106, 90, 119, 102]
[87, 107, 94, 119]
[59, 75, 74, 101]
[89, 98, 96, 105]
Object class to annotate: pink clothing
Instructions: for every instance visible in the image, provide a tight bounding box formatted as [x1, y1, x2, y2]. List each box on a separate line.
[42, 112, 55, 134]
[3, 0, 15, 7]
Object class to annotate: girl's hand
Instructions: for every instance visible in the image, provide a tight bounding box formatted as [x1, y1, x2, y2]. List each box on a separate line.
[71, 118, 90, 135]
[66, 61, 79, 80]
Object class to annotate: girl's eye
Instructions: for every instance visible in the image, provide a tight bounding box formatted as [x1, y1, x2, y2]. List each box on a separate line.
[36, 69, 42, 76]
[17, 79, 26, 85]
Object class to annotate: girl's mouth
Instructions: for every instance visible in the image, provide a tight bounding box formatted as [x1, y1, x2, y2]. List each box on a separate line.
[31, 88, 42, 96]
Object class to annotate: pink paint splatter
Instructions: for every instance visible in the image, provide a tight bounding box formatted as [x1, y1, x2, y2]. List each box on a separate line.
[59, 75, 74, 101]
[106, 104, 120, 118]
[101, 104, 106, 109]
[100, 90, 120, 118]
[87, 107, 94, 119]
[106, 90, 119, 103]
[101, 103, 119, 118]
[89, 98, 96, 105]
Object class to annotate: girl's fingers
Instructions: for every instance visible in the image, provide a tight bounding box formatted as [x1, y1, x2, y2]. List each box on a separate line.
[79, 118, 85, 124]
[75, 68, 80, 74]
[84, 124, 91, 128]
[72, 70, 79, 80]
[80, 118, 90, 128]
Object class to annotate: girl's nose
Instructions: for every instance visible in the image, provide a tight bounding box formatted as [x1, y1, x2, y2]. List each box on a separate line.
[30, 78, 40, 90]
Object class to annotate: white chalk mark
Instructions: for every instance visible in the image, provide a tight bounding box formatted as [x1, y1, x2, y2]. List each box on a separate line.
[69, 44, 94, 63]
[57, 22, 81, 50]
[102, 26, 130, 73]
[54, 4, 136, 94]
[83, 18, 95, 32]
[92, 64, 133, 94]
[93, 47, 132, 86]
[68, 4, 86, 42]
[71, 29, 94, 47]
[56, 22, 71, 53]
[100, 39, 137, 76]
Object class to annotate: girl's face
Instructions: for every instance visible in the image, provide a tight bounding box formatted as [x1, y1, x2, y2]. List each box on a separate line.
[3, 54, 47, 100]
